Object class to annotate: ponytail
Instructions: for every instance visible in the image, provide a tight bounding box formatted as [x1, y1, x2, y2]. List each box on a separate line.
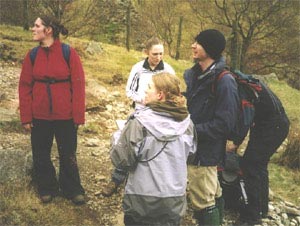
[39, 15, 68, 39]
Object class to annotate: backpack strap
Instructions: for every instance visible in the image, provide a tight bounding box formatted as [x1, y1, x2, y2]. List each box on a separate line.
[30, 43, 70, 67]
[30, 46, 40, 65]
[211, 70, 231, 93]
[61, 43, 70, 68]
[34, 78, 71, 114]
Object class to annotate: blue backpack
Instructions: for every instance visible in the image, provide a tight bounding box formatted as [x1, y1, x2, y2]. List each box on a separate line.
[212, 69, 262, 141]
[30, 43, 70, 67]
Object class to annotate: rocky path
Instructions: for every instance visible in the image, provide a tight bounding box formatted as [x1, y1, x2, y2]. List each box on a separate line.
[0, 64, 299, 226]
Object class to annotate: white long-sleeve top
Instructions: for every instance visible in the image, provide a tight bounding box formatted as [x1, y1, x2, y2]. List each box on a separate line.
[126, 59, 175, 109]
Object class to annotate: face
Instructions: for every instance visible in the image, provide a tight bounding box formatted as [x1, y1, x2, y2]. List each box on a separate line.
[147, 44, 164, 68]
[144, 80, 161, 104]
[31, 18, 50, 42]
[191, 41, 208, 61]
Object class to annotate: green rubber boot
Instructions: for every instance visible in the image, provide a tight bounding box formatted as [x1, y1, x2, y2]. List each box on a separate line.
[216, 196, 225, 224]
[194, 205, 220, 226]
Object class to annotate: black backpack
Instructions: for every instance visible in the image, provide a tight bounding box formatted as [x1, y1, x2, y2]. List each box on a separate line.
[212, 69, 262, 141]
[29, 43, 70, 67]
[218, 152, 248, 210]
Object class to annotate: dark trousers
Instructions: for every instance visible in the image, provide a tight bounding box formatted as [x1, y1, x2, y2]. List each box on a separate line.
[31, 119, 85, 198]
[240, 115, 289, 222]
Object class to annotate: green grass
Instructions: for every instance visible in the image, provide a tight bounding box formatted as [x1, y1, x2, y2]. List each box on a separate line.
[0, 183, 102, 226]
[0, 120, 23, 133]
[269, 80, 300, 127]
[0, 25, 34, 61]
[269, 163, 300, 205]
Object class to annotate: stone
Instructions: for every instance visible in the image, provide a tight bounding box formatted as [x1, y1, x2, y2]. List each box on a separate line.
[0, 149, 32, 183]
[85, 41, 103, 55]
[284, 206, 300, 216]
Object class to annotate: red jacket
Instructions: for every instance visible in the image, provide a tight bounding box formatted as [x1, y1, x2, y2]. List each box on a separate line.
[19, 39, 85, 124]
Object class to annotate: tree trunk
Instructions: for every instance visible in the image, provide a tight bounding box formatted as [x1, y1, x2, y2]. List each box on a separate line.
[229, 20, 240, 70]
[240, 38, 250, 72]
[125, 1, 131, 51]
[23, 0, 29, 30]
[175, 16, 183, 60]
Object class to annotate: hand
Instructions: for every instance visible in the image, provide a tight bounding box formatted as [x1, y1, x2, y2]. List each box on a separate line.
[22, 123, 33, 132]
[141, 98, 146, 105]
[74, 124, 79, 130]
[226, 143, 238, 152]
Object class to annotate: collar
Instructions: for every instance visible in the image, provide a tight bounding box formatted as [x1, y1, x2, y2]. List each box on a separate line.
[192, 62, 216, 80]
[143, 58, 165, 71]
[40, 39, 60, 51]
[197, 63, 216, 80]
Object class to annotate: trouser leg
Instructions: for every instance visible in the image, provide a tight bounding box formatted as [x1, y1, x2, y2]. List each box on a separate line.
[240, 158, 262, 223]
[54, 120, 84, 198]
[188, 165, 221, 226]
[31, 119, 59, 196]
[242, 116, 289, 222]
[215, 196, 225, 224]
[124, 215, 181, 226]
[124, 215, 142, 226]
[260, 163, 269, 217]
[112, 167, 128, 185]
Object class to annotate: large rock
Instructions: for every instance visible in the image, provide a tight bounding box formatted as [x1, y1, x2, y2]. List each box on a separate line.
[85, 41, 103, 55]
[255, 72, 279, 84]
[0, 148, 32, 183]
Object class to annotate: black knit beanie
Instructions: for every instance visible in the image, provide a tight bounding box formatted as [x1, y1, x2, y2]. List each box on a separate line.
[195, 29, 226, 60]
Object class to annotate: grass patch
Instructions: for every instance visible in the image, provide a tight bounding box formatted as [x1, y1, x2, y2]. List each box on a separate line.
[0, 119, 23, 133]
[269, 163, 300, 206]
[269, 80, 300, 126]
[0, 182, 102, 226]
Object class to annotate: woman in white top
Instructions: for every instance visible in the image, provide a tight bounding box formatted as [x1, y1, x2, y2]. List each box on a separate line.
[102, 37, 176, 197]
[126, 37, 175, 110]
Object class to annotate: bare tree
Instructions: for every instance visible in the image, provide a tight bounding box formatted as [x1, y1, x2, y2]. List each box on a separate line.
[125, 0, 132, 51]
[23, 0, 30, 30]
[37, 0, 73, 21]
[188, 0, 299, 75]
[175, 16, 183, 60]
[135, 0, 190, 58]
[61, 0, 98, 37]
[0, 0, 25, 26]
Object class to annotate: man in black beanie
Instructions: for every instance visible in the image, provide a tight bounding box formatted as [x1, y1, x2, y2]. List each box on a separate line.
[184, 29, 239, 226]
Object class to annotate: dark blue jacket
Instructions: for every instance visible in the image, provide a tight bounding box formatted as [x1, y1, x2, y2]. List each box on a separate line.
[184, 57, 239, 166]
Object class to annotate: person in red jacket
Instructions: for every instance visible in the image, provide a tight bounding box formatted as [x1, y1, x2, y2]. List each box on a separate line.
[18, 15, 85, 205]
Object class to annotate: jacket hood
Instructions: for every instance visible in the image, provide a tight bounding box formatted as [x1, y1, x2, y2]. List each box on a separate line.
[134, 107, 191, 142]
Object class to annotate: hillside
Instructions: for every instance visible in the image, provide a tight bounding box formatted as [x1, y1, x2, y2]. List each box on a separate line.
[0, 25, 300, 226]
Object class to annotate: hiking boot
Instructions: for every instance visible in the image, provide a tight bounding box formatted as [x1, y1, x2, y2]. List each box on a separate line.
[40, 195, 52, 203]
[102, 181, 118, 197]
[72, 194, 85, 205]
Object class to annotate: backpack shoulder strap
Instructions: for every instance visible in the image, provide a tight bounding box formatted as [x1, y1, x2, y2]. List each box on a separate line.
[30, 46, 40, 65]
[212, 70, 231, 93]
[61, 43, 70, 68]
[29, 43, 70, 67]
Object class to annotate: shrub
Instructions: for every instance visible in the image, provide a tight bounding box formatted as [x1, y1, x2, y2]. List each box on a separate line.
[276, 126, 300, 169]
